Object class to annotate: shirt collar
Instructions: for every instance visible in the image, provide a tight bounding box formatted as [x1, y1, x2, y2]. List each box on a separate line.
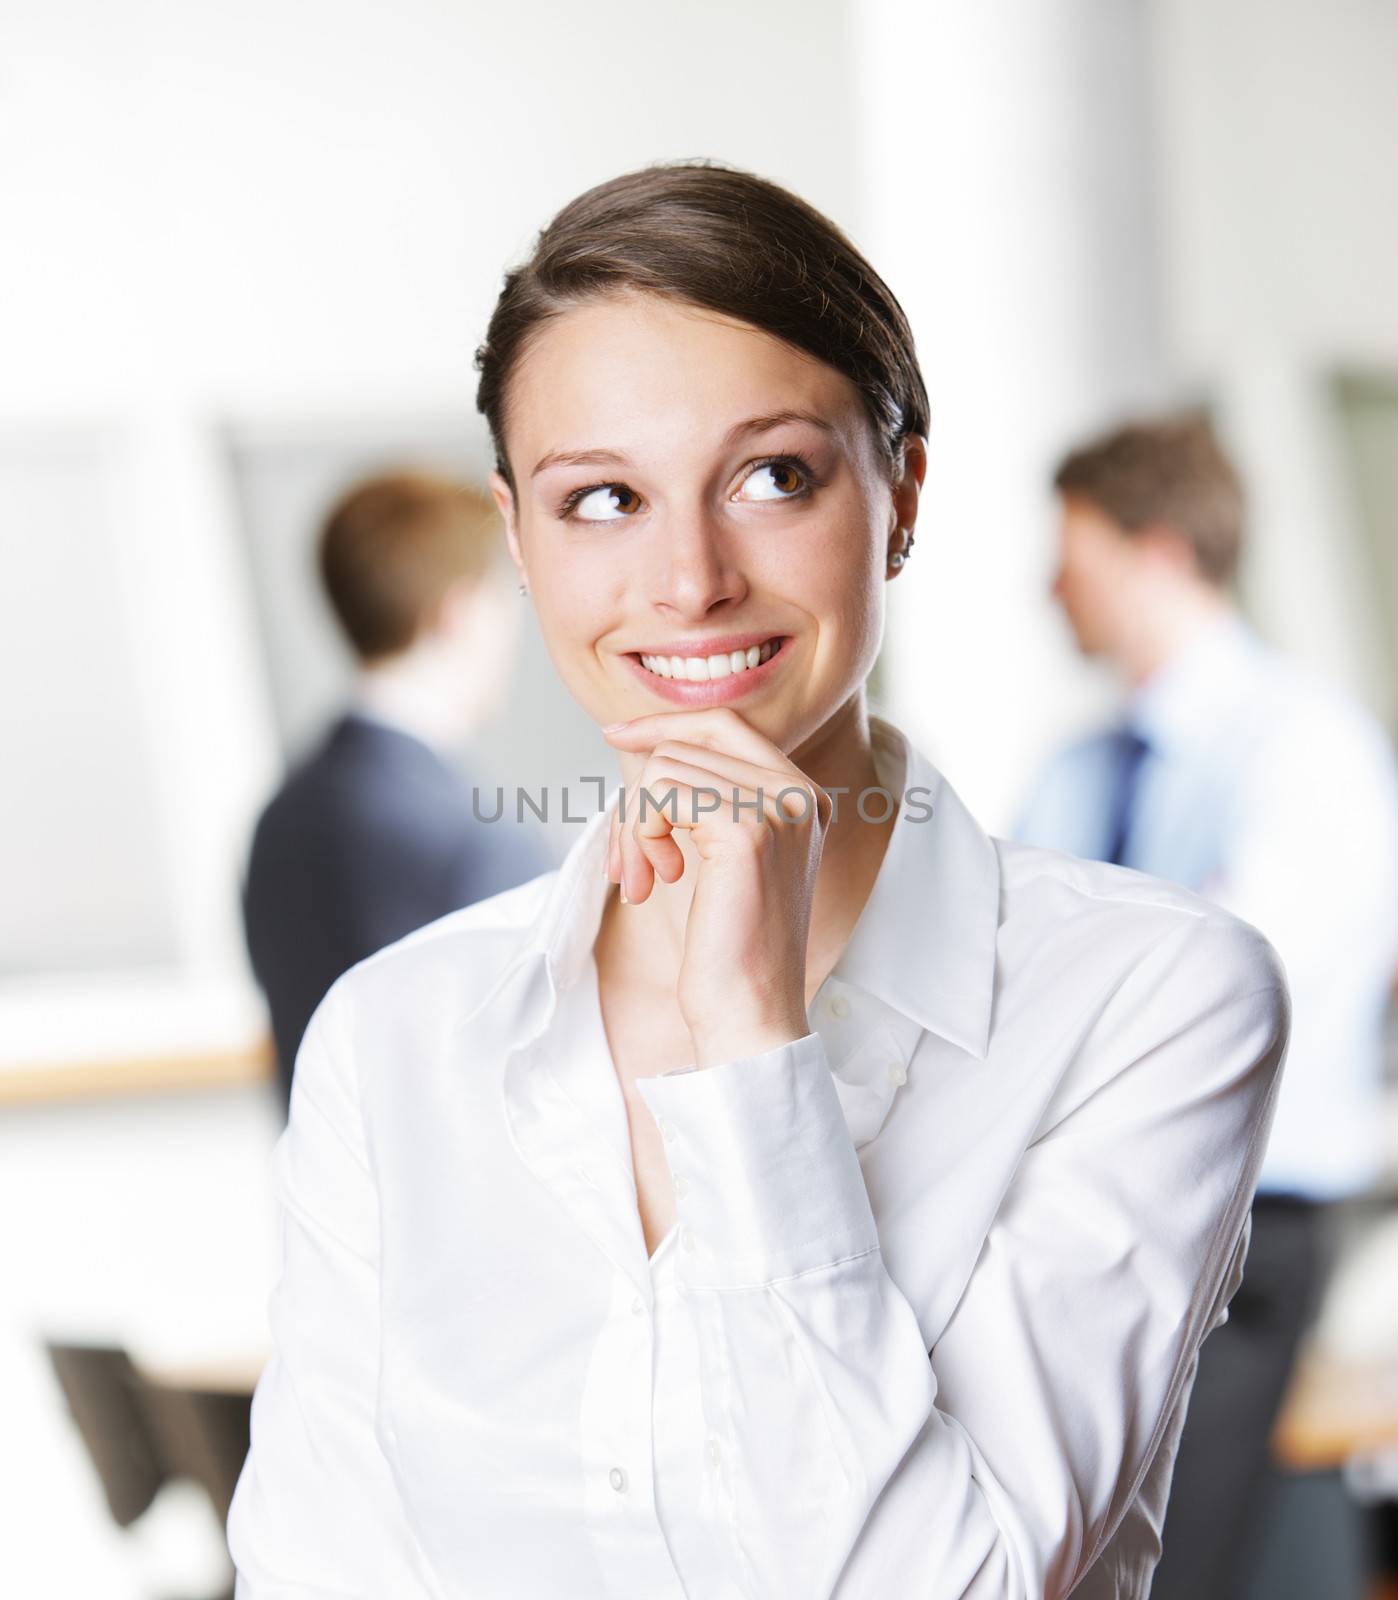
[831, 717, 999, 1059]
[1125, 610, 1259, 754]
[508, 714, 999, 1061]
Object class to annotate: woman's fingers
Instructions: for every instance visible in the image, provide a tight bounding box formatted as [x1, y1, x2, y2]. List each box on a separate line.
[615, 751, 827, 904]
[613, 773, 653, 902]
[633, 756, 762, 840]
[617, 763, 705, 905]
[604, 712, 832, 905]
[606, 713, 831, 827]
[627, 775, 764, 902]
[605, 706, 785, 772]
[606, 796, 622, 885]
[642, 740, 828, 826]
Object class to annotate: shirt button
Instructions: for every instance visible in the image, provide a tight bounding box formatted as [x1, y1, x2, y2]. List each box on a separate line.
[631, 1295, 645, 1316]
[707, 1436, 723, 1468]
[825, 993, 851, 1018]
[886, 1061, 908, 1087]
[673, 1173, 689, 1198]
[681, 1226, 696, 1253]
[609, 1466, 628, 1493]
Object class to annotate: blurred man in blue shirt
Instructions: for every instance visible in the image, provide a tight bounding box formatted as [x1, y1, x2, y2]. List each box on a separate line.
[242, 471, 552, 1110]
[1015, 412, 1398, 1599]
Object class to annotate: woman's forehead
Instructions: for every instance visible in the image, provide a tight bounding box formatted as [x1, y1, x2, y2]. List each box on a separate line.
[508, 294, 864, 459]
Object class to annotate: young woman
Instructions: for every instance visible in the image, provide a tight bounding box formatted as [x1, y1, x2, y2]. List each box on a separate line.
[228, 162, 1288, 1600]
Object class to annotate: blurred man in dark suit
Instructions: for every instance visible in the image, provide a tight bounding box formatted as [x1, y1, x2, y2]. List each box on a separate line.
[242, 470, 552, 1108]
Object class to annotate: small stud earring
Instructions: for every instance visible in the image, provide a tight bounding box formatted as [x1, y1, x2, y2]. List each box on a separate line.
[517, 581, 528, 596]
[888, 550, 906, 570]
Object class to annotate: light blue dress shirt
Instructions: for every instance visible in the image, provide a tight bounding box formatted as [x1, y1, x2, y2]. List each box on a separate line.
[1015, 611, 1398, 1200]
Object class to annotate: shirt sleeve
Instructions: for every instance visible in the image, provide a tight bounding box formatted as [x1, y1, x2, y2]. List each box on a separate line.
[226, 972, 439, 1599]
[633, 913, 1289, 1600]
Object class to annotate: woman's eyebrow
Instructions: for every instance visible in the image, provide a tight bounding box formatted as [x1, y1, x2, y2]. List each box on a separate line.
[529, 410, 836, 481]
[531, 446, 626, 479]
[724, 409, 836, 446]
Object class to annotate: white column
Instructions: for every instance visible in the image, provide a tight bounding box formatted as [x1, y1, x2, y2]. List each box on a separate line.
[851, 0, 1168, 828]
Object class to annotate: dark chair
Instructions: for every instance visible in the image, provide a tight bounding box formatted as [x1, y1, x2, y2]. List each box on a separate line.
[140, 1381, 252, 1529]
[45, 1343, 166, 1527]
[46, 1340, 252, 1600]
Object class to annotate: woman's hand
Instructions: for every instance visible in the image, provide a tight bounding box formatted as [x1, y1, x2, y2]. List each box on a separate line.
[603, 706, 832, 1069]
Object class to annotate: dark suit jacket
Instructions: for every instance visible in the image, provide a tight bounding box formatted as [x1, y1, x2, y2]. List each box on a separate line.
[241, 710, 552, 1107]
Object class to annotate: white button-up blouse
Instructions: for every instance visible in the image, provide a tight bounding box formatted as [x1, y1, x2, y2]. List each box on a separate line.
[228, 716, 1289, 1600]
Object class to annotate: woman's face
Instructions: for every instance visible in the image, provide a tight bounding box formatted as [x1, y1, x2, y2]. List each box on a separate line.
[489, 292, 921, 755]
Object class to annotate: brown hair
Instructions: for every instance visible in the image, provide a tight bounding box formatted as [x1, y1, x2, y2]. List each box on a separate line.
[317, 469, 499, 662]
[474, 159, 930, 490]
[1053, 411, 1245, 587]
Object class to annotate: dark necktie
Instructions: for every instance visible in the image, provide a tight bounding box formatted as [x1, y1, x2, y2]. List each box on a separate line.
[1103, 726, 1151, 867]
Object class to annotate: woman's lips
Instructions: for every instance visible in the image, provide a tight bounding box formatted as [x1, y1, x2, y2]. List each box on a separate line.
[620, 636, 789, 706]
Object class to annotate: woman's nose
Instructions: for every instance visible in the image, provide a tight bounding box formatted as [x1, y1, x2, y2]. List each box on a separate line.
[649, 509, 746, 619]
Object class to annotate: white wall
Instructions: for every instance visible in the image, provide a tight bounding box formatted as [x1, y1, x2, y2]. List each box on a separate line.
[1148, 0, 1398, 724]
[1, 0, 861, 1037]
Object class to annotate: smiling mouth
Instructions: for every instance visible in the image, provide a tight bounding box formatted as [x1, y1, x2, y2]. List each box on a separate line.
[631, 637, 785, 682]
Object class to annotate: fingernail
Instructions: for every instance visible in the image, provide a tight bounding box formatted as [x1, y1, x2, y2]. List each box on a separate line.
[602, 721, 629, 732]
[619, 881, 628, 904]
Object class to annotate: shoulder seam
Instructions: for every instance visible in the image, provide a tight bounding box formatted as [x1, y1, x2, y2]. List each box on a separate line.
[994, 839, 1217, 921]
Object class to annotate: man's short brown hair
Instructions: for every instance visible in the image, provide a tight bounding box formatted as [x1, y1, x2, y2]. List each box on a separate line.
[317, 469, 500, 662]
[1053, 411, 1245, 586]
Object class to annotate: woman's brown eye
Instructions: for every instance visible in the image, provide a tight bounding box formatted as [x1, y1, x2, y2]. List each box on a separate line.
[572, 484, 643, 522]
[737, 461, 807, 502]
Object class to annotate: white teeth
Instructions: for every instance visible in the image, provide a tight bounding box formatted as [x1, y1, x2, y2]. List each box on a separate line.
[637, 639, 782, 681]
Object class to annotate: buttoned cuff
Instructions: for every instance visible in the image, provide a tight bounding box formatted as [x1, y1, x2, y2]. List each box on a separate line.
[634, 1031, 880, 1289]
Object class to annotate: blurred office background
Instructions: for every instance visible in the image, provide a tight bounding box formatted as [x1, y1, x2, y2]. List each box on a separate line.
[3, 0, 1396, 1593]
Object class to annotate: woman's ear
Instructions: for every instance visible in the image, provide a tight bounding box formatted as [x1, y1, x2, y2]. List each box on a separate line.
[489, 469, 526, 584]
[892, 434, 927, 539]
